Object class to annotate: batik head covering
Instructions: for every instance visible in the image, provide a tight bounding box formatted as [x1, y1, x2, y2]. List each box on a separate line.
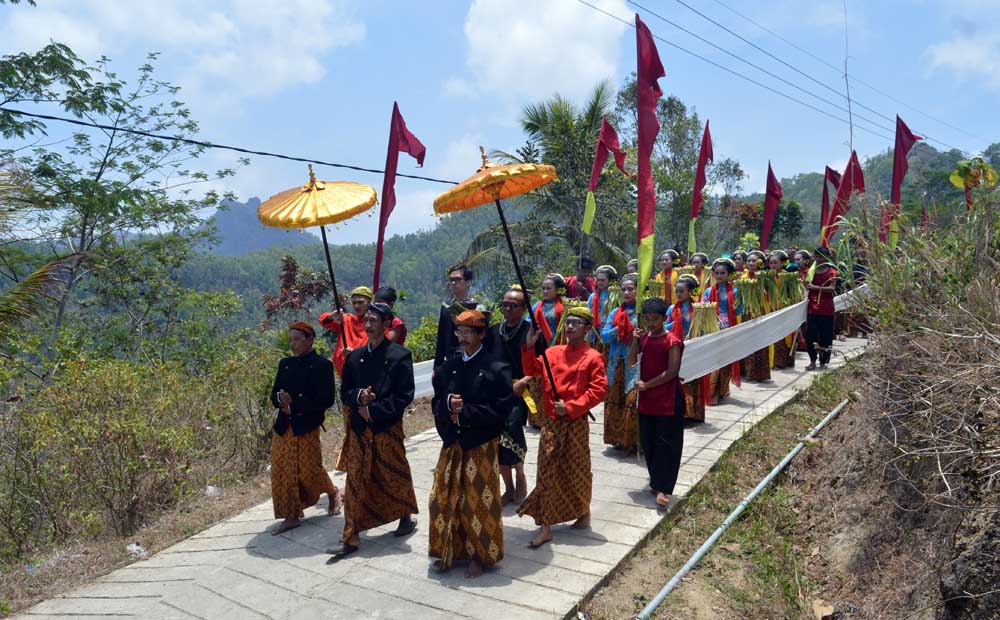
[366, 302, 394, 321]
[565, 306, 594, 323]
[350, 286, 374, 299]
[288, 321, 315, 338]
[455, 309, 488, 328]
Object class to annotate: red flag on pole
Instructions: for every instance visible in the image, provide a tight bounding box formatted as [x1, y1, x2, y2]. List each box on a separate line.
[373, 102, 426, 290]
[891, 115, 923, 205]
[823, 150, 865, 245]
[635, 13, 665, 292]
[760, 162, 783, 251]
[819, 166, 841, 244]
[583, 117, 630, 234]
[687, 120, 713, 253]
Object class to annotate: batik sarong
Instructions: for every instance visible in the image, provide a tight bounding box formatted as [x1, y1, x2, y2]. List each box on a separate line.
[603, 362, 638, 452]
[428, 439, 504, 569]
[518, 415, 591, 526]
[340, 416, 418, 543]
[270, 427, 337, 520]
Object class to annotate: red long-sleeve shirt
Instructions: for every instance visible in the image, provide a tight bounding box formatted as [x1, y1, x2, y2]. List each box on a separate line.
[522, 342, 607, 420]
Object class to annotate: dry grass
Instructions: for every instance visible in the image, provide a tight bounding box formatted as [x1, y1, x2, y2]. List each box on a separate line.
[0, 396, 436, 616]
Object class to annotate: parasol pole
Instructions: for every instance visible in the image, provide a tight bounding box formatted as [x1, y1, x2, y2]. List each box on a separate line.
[319, 225, 347, 351]
[493, 199, 563, 403]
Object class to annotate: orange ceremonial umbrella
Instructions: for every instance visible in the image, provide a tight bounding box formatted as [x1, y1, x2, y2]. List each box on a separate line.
[258, 165, 377, 337]
[434, 148, 568, 402]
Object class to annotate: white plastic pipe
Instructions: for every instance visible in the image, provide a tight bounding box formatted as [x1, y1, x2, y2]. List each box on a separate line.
[637, 398, 851, 619]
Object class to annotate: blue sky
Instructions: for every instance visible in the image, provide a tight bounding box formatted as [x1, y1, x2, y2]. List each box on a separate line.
[2, 0, 998, 245]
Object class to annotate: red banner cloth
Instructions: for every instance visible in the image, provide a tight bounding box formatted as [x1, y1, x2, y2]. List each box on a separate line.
[823, 150, 865, 245]
[635, 13, 665, 290]
[760, 162, 783, 250]
[690, 120, 713, 219]
[891, 115, 922, 205]
[373, 102, 426, 290]
[588, 117, 630, 192]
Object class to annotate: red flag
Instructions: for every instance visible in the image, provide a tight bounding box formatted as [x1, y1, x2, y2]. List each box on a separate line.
[891, 115, 922, 205]
[587, 117, 629, 192]
[373, 102, 426, 289]
[820, 166, 841, 233]
[690, 120, 713, 219]
[759, 162, 783, 250]
[583, 117, 631, 234]
[823, 150, 865, 245]
[879, 203, 897, 243]
[635, 13, 665, 292]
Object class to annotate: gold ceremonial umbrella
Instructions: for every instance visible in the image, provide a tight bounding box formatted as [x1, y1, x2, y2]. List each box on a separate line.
[434, 148, 567, 402]
[257, 164, 377, 322]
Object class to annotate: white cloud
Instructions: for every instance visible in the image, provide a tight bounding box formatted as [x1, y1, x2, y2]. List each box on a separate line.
[0, 0, 365, 110]
[926, 32, 1000, 91]
[452, 0, 628, 102]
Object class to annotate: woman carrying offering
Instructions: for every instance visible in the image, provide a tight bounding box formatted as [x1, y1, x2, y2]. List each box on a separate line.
[600, 274, 640, 452]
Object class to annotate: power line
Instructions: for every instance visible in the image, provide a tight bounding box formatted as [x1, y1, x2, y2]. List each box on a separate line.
[0, 107, 460, 186]
[707, 0, 980, 144]
[624, 0, 894, 141]
[573, 0, 892, 142]
[664, 0, 965, 153]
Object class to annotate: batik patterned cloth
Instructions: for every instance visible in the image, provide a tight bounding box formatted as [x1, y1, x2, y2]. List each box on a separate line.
[428, 439, 504, 569]
[603, 361, 638, 452]
[270, 427, 337, 520]
[683, 382, 705, 423]
[340, 417, 418, 543]
[773, 336, 795, 369]
[710, 365, 732, 401]
[517, 415, 592, 526]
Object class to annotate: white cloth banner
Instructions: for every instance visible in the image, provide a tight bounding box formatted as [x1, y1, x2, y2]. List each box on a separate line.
[678, 285, 866, 383]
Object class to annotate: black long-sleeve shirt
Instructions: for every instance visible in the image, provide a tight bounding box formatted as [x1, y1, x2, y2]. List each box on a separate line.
[432, 348, 512, 450]
[270, 349, 335, 436]
[340, 338, 415, 436]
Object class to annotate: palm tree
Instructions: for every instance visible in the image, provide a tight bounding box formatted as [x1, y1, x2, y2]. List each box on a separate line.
[0, 164, 76, 336]
[466, 81, 635, 297]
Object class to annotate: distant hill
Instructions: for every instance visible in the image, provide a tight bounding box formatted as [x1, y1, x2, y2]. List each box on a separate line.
[207, 198, 317, 256]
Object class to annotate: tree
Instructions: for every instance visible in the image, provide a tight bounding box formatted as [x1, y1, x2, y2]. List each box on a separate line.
[1, 54, 246, 374]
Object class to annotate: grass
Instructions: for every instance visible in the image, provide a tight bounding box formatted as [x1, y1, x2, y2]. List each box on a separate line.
[583, 366, 858, 620]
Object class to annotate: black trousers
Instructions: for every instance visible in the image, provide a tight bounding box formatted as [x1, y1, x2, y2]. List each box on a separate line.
[639, 407, 685, 495]
[805, 314, 835, 365]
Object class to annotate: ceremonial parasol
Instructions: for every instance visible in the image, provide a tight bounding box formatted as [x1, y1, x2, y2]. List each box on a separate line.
[434, 148, 569, 403]
[258, 165, 377, 345]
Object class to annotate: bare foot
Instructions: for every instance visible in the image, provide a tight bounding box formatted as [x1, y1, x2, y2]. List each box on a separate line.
[805, 363, 817, 371]
[465, 560, 484, 578]
[327, 488, 343, 515]
[271, 517, 300, 535]
[500, 489, 515, 505]
[513, 486, 528, 504]
[656, 492, 670, 508]
[529, 526, 553, 548]
[571, 513, 591, 529]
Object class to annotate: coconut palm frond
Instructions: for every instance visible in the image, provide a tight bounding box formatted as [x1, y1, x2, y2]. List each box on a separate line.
[0, 254, 81, 334]
[582, 79, 614, 134]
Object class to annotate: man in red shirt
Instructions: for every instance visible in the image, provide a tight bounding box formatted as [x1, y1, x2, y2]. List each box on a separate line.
[319, 286, 372, 376]
[375, 286, 407, 345]
[628, 296, 685, 509]
[518, 306, 607, 547]
[564, 258, 596, 301]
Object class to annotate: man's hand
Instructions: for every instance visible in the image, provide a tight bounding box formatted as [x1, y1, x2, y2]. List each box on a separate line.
[554, 400, 568, 417]
[635, 380, 647, 392]
[343, 347, 353, 356]
[449, 394, 464, 414]
[277, 389, 292, 412]
[358, 406, 372, 422]
[330, 309, 344, 323]
[513, 377, 531, 395]
[525, 326, 539, 347]
[359, 386, 375, 406]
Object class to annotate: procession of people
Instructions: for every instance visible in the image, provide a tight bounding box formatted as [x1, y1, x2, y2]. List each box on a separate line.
[267, 244, 851, 577]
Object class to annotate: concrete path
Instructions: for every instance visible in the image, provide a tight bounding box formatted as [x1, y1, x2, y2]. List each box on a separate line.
[17, 338, 866, 620]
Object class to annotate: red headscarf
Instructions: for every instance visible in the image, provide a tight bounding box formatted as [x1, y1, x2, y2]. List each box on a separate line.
[611, 304, 635, 342]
